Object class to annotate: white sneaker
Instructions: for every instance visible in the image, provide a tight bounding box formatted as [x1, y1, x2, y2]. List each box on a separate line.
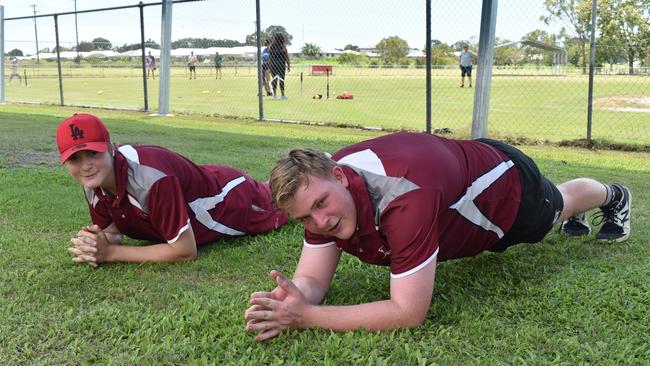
[560, 212, 591, 236]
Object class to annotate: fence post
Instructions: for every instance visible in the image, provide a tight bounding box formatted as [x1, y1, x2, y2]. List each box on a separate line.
[256, 0, 264, 121]
[586, 0, 598, 141]
[54, 14, 65, 106]
[0, 5, 5, 104]
[139, 2, 149, 112]
[425, 0, 431, 134]
[471, 0, 498, 139]
[157, 0, 172, 116]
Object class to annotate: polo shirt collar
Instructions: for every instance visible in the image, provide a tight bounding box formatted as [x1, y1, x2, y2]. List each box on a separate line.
[339, 165, 378, 243]
[110, 150, 129, 206]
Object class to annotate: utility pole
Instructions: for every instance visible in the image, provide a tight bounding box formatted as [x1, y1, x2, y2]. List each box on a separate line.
[31, 4, 40, 63]
[73, 0, 80, 63]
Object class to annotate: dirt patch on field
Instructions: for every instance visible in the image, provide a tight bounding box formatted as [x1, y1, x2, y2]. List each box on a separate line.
[2, 149, 60, 168]
[594, 95, 650, 113]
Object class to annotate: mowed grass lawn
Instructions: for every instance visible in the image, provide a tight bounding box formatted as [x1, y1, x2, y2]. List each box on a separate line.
[0, 104, 649, 365]
[5, 65, 650, 145]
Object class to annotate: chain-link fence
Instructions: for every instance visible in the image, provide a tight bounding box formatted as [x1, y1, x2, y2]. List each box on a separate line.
[2, 0, 649, 145]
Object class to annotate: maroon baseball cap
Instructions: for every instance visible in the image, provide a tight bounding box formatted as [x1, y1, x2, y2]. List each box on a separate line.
[56, 113, 110, 163]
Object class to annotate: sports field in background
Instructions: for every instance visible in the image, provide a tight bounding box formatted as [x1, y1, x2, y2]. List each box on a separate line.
[4, 64, 650, 145]
[0, 104, 648, 364]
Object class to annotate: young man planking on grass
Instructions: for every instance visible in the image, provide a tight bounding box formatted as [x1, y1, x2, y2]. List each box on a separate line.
[58, 113, 287, 266]
[245, 132, 631, 341]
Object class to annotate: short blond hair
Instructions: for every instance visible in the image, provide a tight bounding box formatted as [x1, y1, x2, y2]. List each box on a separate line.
[270, 148, 336, 210]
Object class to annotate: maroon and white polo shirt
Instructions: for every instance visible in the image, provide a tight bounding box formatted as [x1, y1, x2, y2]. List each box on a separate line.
[84, 145, 287, 245]
[304, 133, 522, 278]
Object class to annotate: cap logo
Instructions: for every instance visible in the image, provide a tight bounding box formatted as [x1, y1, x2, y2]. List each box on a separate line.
[69, 124, 85, 141]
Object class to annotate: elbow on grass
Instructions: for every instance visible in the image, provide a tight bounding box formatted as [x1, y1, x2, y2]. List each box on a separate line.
[396, 307, 428, 329]
[175, 247, 198, 262]
[400, 315, 426, 329]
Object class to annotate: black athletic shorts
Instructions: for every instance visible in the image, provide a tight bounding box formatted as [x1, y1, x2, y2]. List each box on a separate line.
[461, 65, 472, 77]
[189, 65, 196, 72]
[477, 139, 564, 253]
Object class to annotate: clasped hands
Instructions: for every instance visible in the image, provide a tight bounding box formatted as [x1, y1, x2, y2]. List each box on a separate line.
[244, 270, 309, 342]
[67, 224, 111, 267]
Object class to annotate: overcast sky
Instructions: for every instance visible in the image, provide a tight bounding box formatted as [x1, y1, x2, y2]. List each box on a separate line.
[1, 0, 559, 54]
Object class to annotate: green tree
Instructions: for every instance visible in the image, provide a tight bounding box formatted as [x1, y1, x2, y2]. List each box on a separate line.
[76, 37, 112, 52]
[8, 48, 24, 56]
[53, 45, 72, 52]
[494, 38, 525, 66]
[541, 0, 594, 73]
[92, 37, 112, 50]
[302, 43, 321, 57]
[171, 38, 243, 48]
[422, 41, 456, 65]
[343, 44, 360, 52]
[116, 39, 161, 53]
[598, 0, 650, 74]
[564, 38, 584, 67]
[523, 30, 558, 66]
[338, 52, 367, 65]
[245, 26, 293, 46]
[116, 39, 160, 52]
[76, 41, 94, 52]
[376, 36, 409, 64]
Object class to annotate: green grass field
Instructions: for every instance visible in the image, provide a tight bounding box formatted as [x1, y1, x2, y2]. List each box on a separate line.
[4, 64, 650, 145]
[0, 104, 648, 365]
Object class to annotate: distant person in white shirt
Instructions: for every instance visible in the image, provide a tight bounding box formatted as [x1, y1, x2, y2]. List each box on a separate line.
[187, 51, 198, 80]
[459, 45, 477, 88]
[9, 57, 22, 84]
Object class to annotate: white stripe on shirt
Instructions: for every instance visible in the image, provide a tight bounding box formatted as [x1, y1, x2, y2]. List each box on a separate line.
[188, 176, 247, 236]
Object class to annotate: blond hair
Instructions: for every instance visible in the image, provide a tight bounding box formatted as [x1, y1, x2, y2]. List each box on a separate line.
[270, 148, 336, 210]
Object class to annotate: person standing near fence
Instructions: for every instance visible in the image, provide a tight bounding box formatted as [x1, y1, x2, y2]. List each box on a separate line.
[9, 57, 22, 84]
[145, 51, 156, 79]
[58, 113, 288, 266]
[262, 39, 273, 96]
[214, 52, 223, 79]
[269, 33, 290, 100]
[188, 51, 198, 80]
[459, 44, 476, 88]
[244, 132, 632, 341]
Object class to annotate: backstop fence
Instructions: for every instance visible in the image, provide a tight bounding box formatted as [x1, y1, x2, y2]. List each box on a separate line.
[2, 0, 649, 146]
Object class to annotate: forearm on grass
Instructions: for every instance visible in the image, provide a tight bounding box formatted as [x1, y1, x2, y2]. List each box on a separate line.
[105, 229, 197, 263]
[105, 242, 196, 263]
[299, 257, 437, 332]
[301, 299, 425, 332]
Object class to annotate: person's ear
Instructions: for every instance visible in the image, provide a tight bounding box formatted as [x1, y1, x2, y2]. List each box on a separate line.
[331, 166, 349, 188]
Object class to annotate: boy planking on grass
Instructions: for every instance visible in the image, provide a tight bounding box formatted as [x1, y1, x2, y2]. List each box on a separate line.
[58, 113, 288, 266]
[245, 132, 631, 341]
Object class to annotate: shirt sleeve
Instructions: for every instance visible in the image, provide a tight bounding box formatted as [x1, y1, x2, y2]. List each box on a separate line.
[380, 190, 441, 279]
[147, 176, 191, 243]
[304, 229, 337, 248]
